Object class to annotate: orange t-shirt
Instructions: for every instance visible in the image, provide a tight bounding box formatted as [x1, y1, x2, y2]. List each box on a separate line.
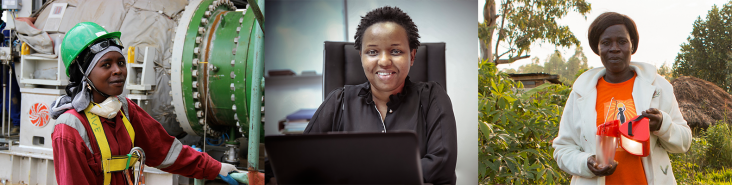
[595, 73, 647, 185]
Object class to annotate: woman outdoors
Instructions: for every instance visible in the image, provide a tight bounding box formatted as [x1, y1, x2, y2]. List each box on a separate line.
[50, 22, 238, 184]
[303, 6, 458, 184]
[552, 12, 692, 184]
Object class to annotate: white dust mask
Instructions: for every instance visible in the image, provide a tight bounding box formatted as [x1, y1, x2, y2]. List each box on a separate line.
[89, 97, 122, 119]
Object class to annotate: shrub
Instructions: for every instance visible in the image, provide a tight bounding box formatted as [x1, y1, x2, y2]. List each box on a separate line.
[704, 121, 732, 168]
[672, 121, 732, 184]
[478, 61, 571, 184]
[670, 137, 708, 184]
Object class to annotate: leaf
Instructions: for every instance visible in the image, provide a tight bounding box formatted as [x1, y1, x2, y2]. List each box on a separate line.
[547, 171, 554, 184]
[522, 149, 543, 157]
[485, 110, 500, 118]
[526, 170, 534, 180]
[487, 159, 500, 172]
[505, 157, 519, 173]
[479, 160, 487, 178]
[498, 98, 507, 109]
[501, 114, 508, 124]
[538, 168, 547, 178]
[521, 83, 554, 99]
[503, 95, 518, 103]
[491, 113, 502, 123]
[528, 163, 541, 171]
[479, 121, 493, 141]
[490, 79, 499, 92]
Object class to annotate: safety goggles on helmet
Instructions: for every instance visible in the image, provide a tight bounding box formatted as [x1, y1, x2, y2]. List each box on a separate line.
[88, 38, 123, 54]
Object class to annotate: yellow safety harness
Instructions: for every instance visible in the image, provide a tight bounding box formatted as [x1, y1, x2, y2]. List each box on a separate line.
[84, 103, 137, 185]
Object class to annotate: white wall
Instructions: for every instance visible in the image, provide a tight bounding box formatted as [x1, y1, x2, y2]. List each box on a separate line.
[265, 0, 346, 75]
[264, 75, 322, 136]
[265, 0, 478, 184]
[264, 0, 344, 137]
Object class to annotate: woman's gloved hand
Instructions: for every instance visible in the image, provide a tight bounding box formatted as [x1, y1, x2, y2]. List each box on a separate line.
[219, 163, 239, 176]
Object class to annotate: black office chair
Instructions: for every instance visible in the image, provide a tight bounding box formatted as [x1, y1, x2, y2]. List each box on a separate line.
[322, 41, 446, 98]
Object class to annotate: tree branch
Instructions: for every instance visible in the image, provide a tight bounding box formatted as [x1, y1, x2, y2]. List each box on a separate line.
[495, 48, 515, 60]
[494, 0, 510, 63]
[497, 55, 531, 64]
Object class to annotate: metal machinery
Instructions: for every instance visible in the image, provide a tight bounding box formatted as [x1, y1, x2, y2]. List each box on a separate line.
[173, 0, 264, 162]
[0, 0, 265, 184]
[171, 0, 265, 181]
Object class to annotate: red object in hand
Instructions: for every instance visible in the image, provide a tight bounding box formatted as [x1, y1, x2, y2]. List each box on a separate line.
[597, 120, 620, 137]
[619, 115, 650, 157]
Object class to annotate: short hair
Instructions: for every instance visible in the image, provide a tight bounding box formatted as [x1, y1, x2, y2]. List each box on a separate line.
[354, 6, 420, 51]
[588, 12, 639, 55]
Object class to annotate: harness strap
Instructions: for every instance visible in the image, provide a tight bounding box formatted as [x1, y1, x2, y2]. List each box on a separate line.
[108, 154, 139, 172]
[83, 103, 135, 185]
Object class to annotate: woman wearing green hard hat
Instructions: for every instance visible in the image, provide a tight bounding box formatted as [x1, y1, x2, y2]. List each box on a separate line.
[49, 22, 239, 185]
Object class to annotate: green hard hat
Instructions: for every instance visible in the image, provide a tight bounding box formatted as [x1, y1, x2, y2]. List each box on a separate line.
[61, 22, 121, 77]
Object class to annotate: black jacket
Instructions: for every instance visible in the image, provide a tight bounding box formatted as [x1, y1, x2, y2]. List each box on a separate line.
[304, 78, 458, 184]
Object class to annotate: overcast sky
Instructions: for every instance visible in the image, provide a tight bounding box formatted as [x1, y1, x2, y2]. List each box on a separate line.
[479, 0, 730, 71]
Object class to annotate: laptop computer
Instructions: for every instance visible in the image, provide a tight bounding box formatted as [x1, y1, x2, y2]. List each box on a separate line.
[265, 132, 423, 184]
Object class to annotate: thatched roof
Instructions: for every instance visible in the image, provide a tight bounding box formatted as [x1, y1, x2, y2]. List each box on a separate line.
[672, 76, 732, 129]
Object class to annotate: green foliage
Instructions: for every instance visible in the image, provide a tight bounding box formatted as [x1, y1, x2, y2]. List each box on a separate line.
[672, 2, 732, 93]
[700, 168, 732, 184]
[519, 57, 546, 73]
[478, 1, 591, 184]
[704, 121, 732, 168]
[657, 62, 675, 82]
[574, 68, 590, 80]
[488, 0, 591, 62]
[671, 121, 732, 184]
[564, 47, 589, 83]
[478, 60, 572, 184]
[671, 137, 708, 184]
[514, 47, 590, 85]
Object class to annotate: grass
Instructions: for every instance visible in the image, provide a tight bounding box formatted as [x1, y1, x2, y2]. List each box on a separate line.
[672, 121, 732, 184]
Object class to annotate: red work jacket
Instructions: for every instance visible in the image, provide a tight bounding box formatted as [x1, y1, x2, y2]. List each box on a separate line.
[52, 98, 220, 185]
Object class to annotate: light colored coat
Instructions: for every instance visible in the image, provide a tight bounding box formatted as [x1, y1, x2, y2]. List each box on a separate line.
[552, 62, 692, 185]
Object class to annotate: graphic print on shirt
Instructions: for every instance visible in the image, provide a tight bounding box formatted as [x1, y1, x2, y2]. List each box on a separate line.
[602, 100, 636, 124]
[602, 99, 637, 150]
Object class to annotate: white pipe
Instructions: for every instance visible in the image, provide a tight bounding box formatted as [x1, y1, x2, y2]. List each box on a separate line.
[2, 63, 7, 136]
[8, 63, 12, 136]
[4, 10, 17, 137]
[8, 62, 11, 135]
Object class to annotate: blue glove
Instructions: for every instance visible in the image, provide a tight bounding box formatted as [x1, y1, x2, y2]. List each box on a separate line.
[191, 145, 202, 152]
[218, 174, 238, 185]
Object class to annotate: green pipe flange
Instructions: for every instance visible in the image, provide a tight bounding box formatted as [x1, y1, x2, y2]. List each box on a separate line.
[179, 0, 214, 136]
[234, 9, 259, 136]
[175, 0, 261, 137]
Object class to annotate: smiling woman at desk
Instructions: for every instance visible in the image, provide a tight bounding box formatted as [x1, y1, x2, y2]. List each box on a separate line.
[303, 6, 458, 185]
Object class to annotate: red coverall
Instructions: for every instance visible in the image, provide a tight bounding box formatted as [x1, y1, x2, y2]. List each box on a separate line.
[52, 98, 221, 185]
